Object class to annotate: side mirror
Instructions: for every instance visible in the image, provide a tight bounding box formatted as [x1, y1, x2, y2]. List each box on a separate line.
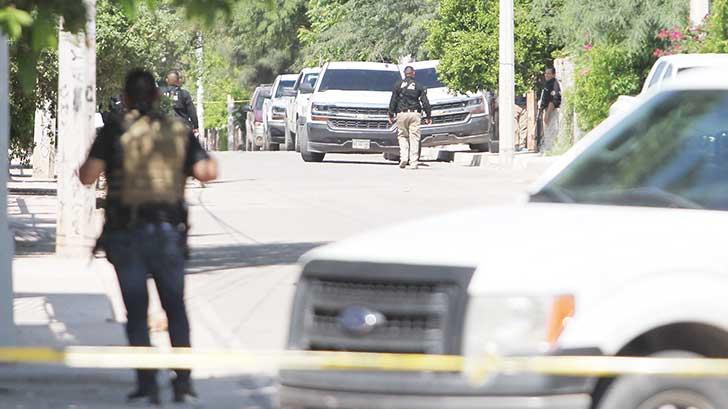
[242, 105, 252, 113]
[282, 87, 297, 97]
[299, 83, 315, 94]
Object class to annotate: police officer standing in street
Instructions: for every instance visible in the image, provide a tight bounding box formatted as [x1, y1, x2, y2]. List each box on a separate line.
[389, 66, 432, 170]
[79, 69, 218, 405]
[163, 70, 199, 135]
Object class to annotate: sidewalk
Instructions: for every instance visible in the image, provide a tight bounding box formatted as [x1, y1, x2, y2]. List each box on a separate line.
[6, 183, 277, 408]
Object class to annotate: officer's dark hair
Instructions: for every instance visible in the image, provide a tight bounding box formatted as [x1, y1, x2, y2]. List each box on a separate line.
[545, 67, 556, 74]
[167, 70, 180, 80]
[404, 66, 415, 73]
[124, 69, 158, 112]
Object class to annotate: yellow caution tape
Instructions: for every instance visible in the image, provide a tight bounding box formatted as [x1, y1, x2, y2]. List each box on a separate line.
[4, 347, 728, 386]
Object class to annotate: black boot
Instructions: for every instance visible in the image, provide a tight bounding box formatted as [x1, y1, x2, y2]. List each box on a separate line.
[127, 386, 161, 405]
[172, 376, 198, 403]
[128, 369, 160, 405]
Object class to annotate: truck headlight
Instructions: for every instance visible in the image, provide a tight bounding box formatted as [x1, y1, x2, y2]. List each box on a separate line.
[311, 104, 332, 122]
[272, 106, 286, 120]
[466, 97, 485, 114]
[463, 295, 574, 358]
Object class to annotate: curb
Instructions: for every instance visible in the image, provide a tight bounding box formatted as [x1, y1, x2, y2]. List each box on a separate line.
[453, 152, 560, 169]
[8, 187, 57, 196]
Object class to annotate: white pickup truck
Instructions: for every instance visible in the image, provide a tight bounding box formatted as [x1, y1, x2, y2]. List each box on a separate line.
[408, 60, 497, 153]
[286, 67, 321, 153]
[281, 71, 728, 409]
[297, 61, 403, 162]
[609, 53, 728, 117]
[263, 74, 298, 150]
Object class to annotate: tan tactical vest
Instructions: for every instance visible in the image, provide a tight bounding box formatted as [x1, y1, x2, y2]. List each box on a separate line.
[117, 110, 188, 207]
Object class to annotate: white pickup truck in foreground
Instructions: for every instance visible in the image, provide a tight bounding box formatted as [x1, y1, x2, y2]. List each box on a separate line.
[281, 71, 728, 409]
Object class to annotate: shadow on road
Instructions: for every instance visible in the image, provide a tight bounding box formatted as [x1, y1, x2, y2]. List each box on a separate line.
[187, 242, 326, 274]
[11, 218, 56, 256]
[0, 364, 277, 409]
[322, 159, 396, 166]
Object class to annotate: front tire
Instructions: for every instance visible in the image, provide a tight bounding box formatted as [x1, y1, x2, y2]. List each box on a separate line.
[488, 140, 499, 153]
[284, 123, 295, 151]
[299, 124, 325, 162]
[597, 351, 728, 409]
[383, 153, 400, 162]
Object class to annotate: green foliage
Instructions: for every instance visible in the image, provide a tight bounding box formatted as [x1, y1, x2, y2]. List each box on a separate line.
[193, 42, 247, 129]
[8, 41, 35, 163]
[572, 45, 642, 130]
[427, 0, 554, 93]
[2, 0, 237, 160]
[702, 0, 728, 52]
[96, 0, 194, 106]
[531, 0, 688, 54]
[220, 0, 308, 87]
[299, 0, 436, 64]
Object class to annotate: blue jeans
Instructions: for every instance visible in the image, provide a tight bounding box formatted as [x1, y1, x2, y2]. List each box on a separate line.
[103, 223, 191, 390]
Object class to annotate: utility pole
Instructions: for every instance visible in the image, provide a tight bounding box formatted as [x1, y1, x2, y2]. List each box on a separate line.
[227, 94, 235, 151]
[0, 32, 16, 346]
[690, 0, 711, 26]
[499, 0, 515, 165]
[195, 33, 205, 148]
[56, 0, 98, 256]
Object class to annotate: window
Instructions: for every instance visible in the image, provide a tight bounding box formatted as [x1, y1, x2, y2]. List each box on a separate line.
[661, 64, 674, 81]
[414, 68, 446, 89]
[318, 69, 402, 92]
[647, 62, 667, 88]
[533, 90, 728, 210]
[275, 80, 296, 97]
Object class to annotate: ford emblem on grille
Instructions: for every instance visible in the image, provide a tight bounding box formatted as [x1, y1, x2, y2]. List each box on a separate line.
[337, 305, 386, 335]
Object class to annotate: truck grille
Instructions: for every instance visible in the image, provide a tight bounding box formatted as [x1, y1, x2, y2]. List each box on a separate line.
[288, 262, 474, 356]
[329, 106, 390, 116]
[329, 119, 391, 130]
[431, 113, 469, 124]
[432, 101, 467, 111]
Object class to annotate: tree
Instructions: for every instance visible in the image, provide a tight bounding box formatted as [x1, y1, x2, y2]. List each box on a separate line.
[1, 0, 239, 161]
[701, 0, 728, 52]
[299, 0, 436, 65]
[531, 0, 688, 55]
[427, 0, 555, 93]
[96, 0, 195, 106]
[219, 0, 309, 87]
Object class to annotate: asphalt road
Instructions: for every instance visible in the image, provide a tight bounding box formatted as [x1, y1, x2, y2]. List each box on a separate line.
[5, 150, 558, 409]
[182, 151, 556, 353]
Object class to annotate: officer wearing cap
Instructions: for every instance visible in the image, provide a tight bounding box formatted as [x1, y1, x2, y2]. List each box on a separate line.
[388, 66, 432, 170]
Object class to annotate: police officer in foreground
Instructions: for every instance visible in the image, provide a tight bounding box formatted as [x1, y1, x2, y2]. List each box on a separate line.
[388, 66, 432, 170]
[79, 69, 218, 405]
[163, 70, 199, 135]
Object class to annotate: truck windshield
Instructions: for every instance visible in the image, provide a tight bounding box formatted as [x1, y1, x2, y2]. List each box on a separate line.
[531, 90, 728, 210]
[415, 68, 446, 89]
[275, 80, 296, 97]
[254, 94, 267, 110]
[302, 73, 318, 89]
[318, 69, 402, 92]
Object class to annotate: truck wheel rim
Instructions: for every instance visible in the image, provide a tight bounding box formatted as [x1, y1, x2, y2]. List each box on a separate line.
[637, 390, 715, 409]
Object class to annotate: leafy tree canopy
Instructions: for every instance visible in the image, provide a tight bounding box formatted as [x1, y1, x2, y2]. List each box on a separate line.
[218, 0, 308, 87]
[299, 0, 436, 65]
[530, 0, 688, 54]
[427, 0, 555, 94]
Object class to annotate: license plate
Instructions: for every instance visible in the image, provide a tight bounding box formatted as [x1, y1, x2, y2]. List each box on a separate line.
[352, 139, 371, 150]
